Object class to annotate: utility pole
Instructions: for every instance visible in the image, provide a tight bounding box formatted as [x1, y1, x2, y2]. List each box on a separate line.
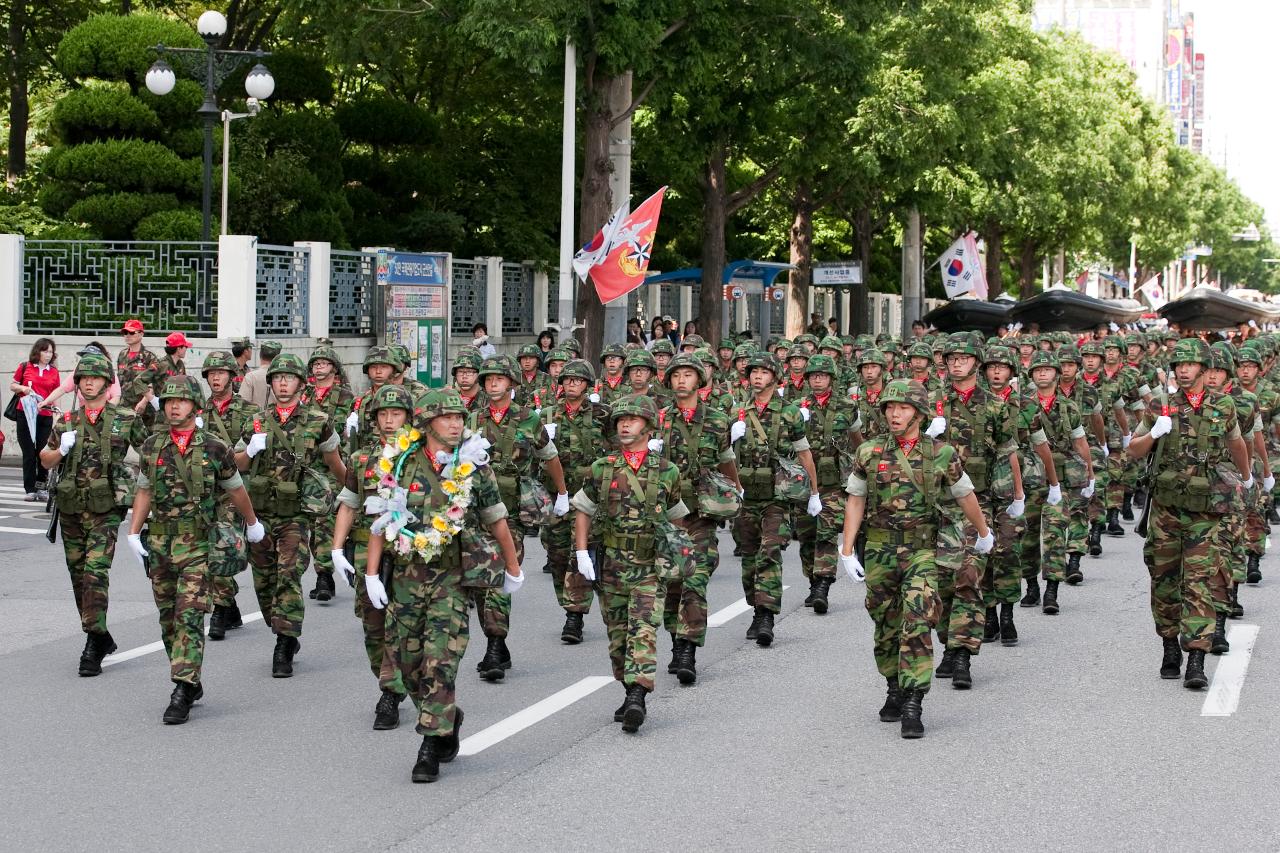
[901, 206, 922, 338]
[604, 72, 632, 346]
[557, 39, 577, 338]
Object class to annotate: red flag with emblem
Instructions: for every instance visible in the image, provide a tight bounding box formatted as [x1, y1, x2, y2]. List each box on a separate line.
[581, 186, 667, 305]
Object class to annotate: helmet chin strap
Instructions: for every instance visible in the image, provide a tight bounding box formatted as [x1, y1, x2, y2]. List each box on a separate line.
[426, 421, 461, 448]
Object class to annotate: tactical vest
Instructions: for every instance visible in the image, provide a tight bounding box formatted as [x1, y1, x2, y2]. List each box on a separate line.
[943, 391, 990, 492]
[865, 439, 937, 550]
[144, 435, 213, 535]
[595, 455, 661, 561]
[1152, 397, 1226, 514]
[736, 405, 783, 501]
[56, 408, 119, 514]
[808, 401, 845, 488]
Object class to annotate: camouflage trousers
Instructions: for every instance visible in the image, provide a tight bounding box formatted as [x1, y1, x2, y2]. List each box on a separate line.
[469, 523, 524, 638]
[795, 487, 845, 581]
[1245, 460, 1267, 561]
[1210, 507, 1246, 613]
[598, 548, 660, 691]
[733, 500, 790, 614]
[935, 502, 986, 653]
[1040, 487, 1087, 582]
[249, 516, 311, 638]
[1104, 449, 1129, 509]
[60, 509, 123, 635]
[543, 511, 596, 614]
[983, 497, 1025, 607]
[864, 538, 940, 693]
[1143, 503, 1219, 652]
[1088, 446, 1108, 522]
[663, 513, 720, 647]
[1018, 485, 1047, 580]
[309, 510, 336, 578]
[351, 541, 405, 694]
[211, 573, 241, 609]
[147, 532, 212, 685]
[210, 500, 247, 609]
[386, 556, 468, 737]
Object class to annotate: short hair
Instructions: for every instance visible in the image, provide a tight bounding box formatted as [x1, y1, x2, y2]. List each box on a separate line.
[912, 319, 927, 329]
[164, 345, 179, 356]
[232, 342, 251, 358]
[472, 322, 488, 335]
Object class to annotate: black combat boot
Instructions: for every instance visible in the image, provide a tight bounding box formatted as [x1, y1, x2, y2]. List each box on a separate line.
[803, 579, 818, 607]
[983, 607, 1000, 643]
[1106, 508, 1125, 536]
[1088, 521, 1104, 557]
[613, 685, 628, 722]
[373, 689, 403, 730]
[225, 601, 243, 630]
[999, 602, 1018, 646]
[272, 635, 300, 678]
[1160, 637, 1182, 679]
[411, 736, 440, 783]
[1020, 577, 1040, 607]
[162, 681, 200, 725]
[1229, 583, 1244, 619]
[1269, 505, 1280, 524]
[811, 578, 832, 614]
[312, 571, 335, 602]
[1133, 488, 1147, 510]
[1183, 650, 1208, 690]
[1247, 554, 1262, 585]
[1065, 553, 1084, 585]
[478, 636, 508, 682]
[79, 631, 117, 677]
[1120, 492, 1134, 522]
[899, 690, 925, 739]
[879, 677, 904, 722]
[935, 647, 957, 679]
[1210, 614, 1230, 656]
[1042, 580, 1060, 615]
[951, 648, 972, 689]
[667, 634, 681, 674]
[435, 708, 464, 763]
[561, 612, 584, 645]
[208, 606, 229, 641]
[675, 640, 697, 685]
[620, 684, 648, 733]
[755, 609, 775, 647]
[746, 607, 763, 641]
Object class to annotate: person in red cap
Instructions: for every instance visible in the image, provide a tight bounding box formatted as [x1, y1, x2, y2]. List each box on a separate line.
[133, 332, 190, 429]
[117, 319, 159, 417]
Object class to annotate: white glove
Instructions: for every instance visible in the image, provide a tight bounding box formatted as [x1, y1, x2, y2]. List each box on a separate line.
[58, 430, 77, 456]
[1121, 433, 1132, 449]
[839, 550, 865, 583]
[737, 486, 745, 500]
[1243, 476, 1256, 491]
[806, 493, 823, 516]
[1101, 443, 1109, 458]
[1150, 415, 1173, 439]
[1249, 320, 1259, 329]
[195, 416, 204, 428]
[1109, 322, 1119, 332]
[544, 422, 557, 441]
[647, 437, 664, 453]
[553, 491, 570, 517]
[332, 549, 356, 587]
[1081, 479, 1096, 499]
[1006, 497, 1025, 519]
[126, 533, 148, 561]
[588, 393, 600, 403]
[502, 569, 525, 595]
[1168, 383, 1179, 395]
[974, 530, 995, 554]
[245, 520, 265, 543]
[1264, 474, 1276, 493]
[150, 396, 161, 410]
[799, 406, 811, 422]
[344, 410, 360, 437]
[364, 574, 388, 609]
[575, 549, 596, 582]
[925, 416, 946, 438]
[730, 420, 747, 444]
[1047, 483, 1062, 505]
[245, 432, 268, 458]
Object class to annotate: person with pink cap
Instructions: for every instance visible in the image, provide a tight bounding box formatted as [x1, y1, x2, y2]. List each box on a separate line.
[133, 331, 191, 428]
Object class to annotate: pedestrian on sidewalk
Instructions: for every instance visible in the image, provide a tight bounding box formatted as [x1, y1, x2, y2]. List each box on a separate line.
[10, 337, 60, 500]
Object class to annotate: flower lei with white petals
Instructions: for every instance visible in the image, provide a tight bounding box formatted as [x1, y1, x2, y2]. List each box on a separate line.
[363, 427, 492, 563]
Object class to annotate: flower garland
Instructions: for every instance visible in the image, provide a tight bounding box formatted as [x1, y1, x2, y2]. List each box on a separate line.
[363, 427, 492, 563]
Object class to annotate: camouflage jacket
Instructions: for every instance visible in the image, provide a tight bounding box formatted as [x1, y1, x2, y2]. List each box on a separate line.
[1028, 391, 1089, 487]
[846, 437, 972, 531]
[47, 404, 147, 508]
[468, 402, 557, 513]
[799, 392, 859, 490]
[852, 382, 890, 442]
[302, 381, 356, 425]
[514, 370, 556, 410]
[1082, 365, 1144, 448]
[932, 384, 1019, 495]
[594, 375, 630, 406]
[237, 402, 340, 515]
[1225, 384, 1260, 443]
[203, 394, 256, 450]
[1135, 387, 1241, 514]
[136, 429, 242, 528]
[116, 347, 159, 408]
[780, 373, 809, 403]
[571, 450, 689, 541]
[138, 355, 186, 400]
[731, 393, 810, 475]
[542, 397, 613, 495]
[1059, 379, 1103, 446]
[657, 398, 734, 506]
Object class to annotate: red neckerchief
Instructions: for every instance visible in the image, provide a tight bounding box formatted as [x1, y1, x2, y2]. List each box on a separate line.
[1103, 365, 1120, 379]
[1036, 393, 1056, 412]
[84, 407, 103, 425]
[866, 385, 882, 405]
[606, 375, 622, 388]
[791, 374, 805, 389]
[213, 396, 232, 416]
[459, 392, 476, 408]
[754, 398, 771, 416]
[489, 403, 510, 424]
[1083, 372, 1100, 386]
[564, 400, 582, 417]
[1059, 380, 1075, 397]
[1185, 388, 1205, 411]
[679, 405, 696, 423]
[622, 449, 647, 471]
[312, 384, 331, 403]
[1223, 382, 1234, 394]
[813, 391, 831, 408]
[170, 428, 195, 455]
[896, 436, 919, 453]
[275, 402, 298, 423]
[952, 384, 976, 405]
[697, 386, 712, 402]
[555, 385, 565, 399]
[995, 386, 1012, 402]
[522, 371, 536, 384]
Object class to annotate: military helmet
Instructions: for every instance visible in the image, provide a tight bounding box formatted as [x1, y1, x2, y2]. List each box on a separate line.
[477, 355, 520, 383]
[982, 346, 1017, 369]
[624, 349, 657, 372]
[267, 352, 307, 380]
[733, 342, 757, 360]
[771, 338, 793, 354]
[367, 384, 414, 414]
[388, 344, 412, 371]
[558, 358, 596, 383]
[1080, 341, 1105, 357]
[309, 345, 340, 368]
[681, 334, 706, 349]
[879, 379, 930, 415]
[1170, 338, 1209, 367]
[804, 354, 839, 378]
[692, 348, 718, 370]
[1239, 343, 1264, 366]
[418, 388, 467, 419]
[562, 337, 582, 356]
[1028, 350, 1061, 373]
[650, 339, 676, 356]
[857, 348, 888, 369]
[818, 335, 844, 354]
[159, 374, 204, 405]
[908, 342, 934, 360]
[1126, 332, 1147, 347]
[259, 340, 282, 360]
[452, 350, 482, 375]
[201, 350, 238, 375]
[610, 393, 658, 426]
[363, 346, 398, 373]
[600, 343, 626, 364]
[1056, 344, 1082, 364]
[517, 343, 542, 360]
[1208, 348, 1235, 374]
[786, 347, 811, 361]
[544, 347, 572, 365]
[663, 354, 706, 389]
[746, 352, 782, 378]
[73, 352, 114, 383]
[1102, 335, 1125, 351]
[794, 333, 819, 348]
[943, 334, 980, 357]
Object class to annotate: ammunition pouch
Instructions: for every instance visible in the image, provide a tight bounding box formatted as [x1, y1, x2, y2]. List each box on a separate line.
[248, 475, 301, 516]
[865, 525, 936, 551]
[55, 476, 83, 513]
[496, 473, 518, 515]
[86, 477, 116, 514]
[1154, 470, 1213, 513]
[147, 517, 211, 536]
[816, 456, 842, 489]
[964, 456, 989, 493]
[741, 466, 774, 501]
[602, 531, 656, 562]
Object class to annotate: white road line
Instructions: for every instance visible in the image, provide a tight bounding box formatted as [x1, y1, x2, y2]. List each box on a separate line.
[707, 585, 791, 628]
[458, 675, 615, 756]
[0, 525, 45, 535]
[1201, 624, 1261, 717]
[102, 611, 265, 667]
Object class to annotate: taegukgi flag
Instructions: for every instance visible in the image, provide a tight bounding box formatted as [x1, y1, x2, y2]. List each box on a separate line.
[938, 231, 988, 299]
[573, 186, 668, 304]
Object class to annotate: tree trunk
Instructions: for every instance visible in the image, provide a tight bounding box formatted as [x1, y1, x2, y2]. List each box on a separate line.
[6, 4, 28, 184]
[984, 223, 1004, 300]
[1017, 240, 1040, 295]
[574, 74, 618, 365]
[850, 206, 873, 335]
[785, 180, 813, 339]
[698, 145, 729, 347]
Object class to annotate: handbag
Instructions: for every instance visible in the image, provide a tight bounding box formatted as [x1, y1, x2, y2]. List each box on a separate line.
[3, 363, 25, 422]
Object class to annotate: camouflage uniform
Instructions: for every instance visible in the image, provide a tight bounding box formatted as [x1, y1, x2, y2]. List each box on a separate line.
[595, 343, 631, 406]
[302, 345, 357, 599]
[851, 350, 891, 441]
[136, 353, 187, 429]
[514, 343, 556, 410]
[116, 345, 159, 412]
[622, 349, 673, 403]
[1207, 346, 1257, 633]
[46, 354, 146, 675]
[1086, 338, 1144, 526]
[1058, 345, 1107, 557]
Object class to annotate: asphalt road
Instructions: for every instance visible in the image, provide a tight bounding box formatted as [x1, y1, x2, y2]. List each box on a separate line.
[2, 461, 1278, 852]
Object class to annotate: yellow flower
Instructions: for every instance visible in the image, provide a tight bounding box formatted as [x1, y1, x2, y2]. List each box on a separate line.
[377, 457, 392, 474]
[413, 532, 429, 550]
[409, 428, 421, 442]
[397, 434, 411, 451]
[441, 480, 459, 495]
[455, 461, 475, 478]
[432, 515, 449, 532]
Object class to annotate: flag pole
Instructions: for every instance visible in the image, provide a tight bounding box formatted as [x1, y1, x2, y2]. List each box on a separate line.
[556, 37, 577, 333]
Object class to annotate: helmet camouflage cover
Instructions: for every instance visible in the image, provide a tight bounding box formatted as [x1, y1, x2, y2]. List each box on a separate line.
[159, 374, 204, 405]
[368, 383, 414, 414]
[610, 393, 658, 425]
[879, 379, 929, 415]
[267, 352, 307, 380]
[201, 350, 238, 375]
[663, 354, 706, 388]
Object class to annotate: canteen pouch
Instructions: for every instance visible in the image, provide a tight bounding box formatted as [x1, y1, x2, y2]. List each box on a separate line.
[741, 466, 773, 501]
[1153, 469, 1180, 506]
[273, 480, 301, 516]
[696, 469, 742, 519]
[208, 519, 248, 578]
[247, 475, 273, 507]
[496, 473, 519, 515]
[964, 456, 989, 493]
[774, 457, 811, 503]
[1184, 475, 1212, 513]
[86, 477, 116, 514]
[299, 467, 336, 517]
[55, 476, 82, 513]
[816, 456, 842, 489]
[518, 476, 553, 527]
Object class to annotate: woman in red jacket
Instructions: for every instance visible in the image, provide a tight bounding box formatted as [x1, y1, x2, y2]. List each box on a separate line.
[9, 338, 60, 500]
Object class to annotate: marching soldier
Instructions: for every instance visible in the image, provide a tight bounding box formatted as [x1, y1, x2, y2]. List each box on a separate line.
[838, 379, 994, 739]
[515, 343, 554, 409]
[1057, 344, 1109, 563]
[851, 349, 890, 443]
[1235, 342, 1277, 584]
[447, 348, 486, 414]
[622, 349, 671, 401]
[781, 347, 810, 402]
[125, 376, 264, 724]
[230, 337, 253, 394]
[234, 353, 347, 678]
[651, 338, 676, 384]
[361, 388, 524, 782]
[905, 342, 942, 394]
[345, 347, 402, 455]
[302, 345, 357, 603]
[596, 343, 629, 404]
[1080, 340, 1139, 537]
[40, 353, 147, 676]
[134, 332, 191, 427]
[572, 394, 690, 731]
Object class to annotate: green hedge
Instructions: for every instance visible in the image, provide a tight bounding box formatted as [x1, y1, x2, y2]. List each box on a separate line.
[52, 85, 162, 144]
[134, 207, 204, 240]
[58, 14, 202, 81]
[47, 139, 188, 192]
[65, 192, 180, 239]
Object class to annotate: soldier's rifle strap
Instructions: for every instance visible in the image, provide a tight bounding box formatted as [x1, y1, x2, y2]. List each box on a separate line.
[148, 434, 205, 502]
[254, 409, 309, 481]
[67, 405, 116, 482]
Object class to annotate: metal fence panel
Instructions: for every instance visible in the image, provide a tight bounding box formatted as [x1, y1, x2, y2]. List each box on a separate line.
[451, 259, 486, 335]
[501, 262, 534, 336]
[256, 243, 309, 336]
[329, 249, 376, 336]
[22, 240, 217, 336]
